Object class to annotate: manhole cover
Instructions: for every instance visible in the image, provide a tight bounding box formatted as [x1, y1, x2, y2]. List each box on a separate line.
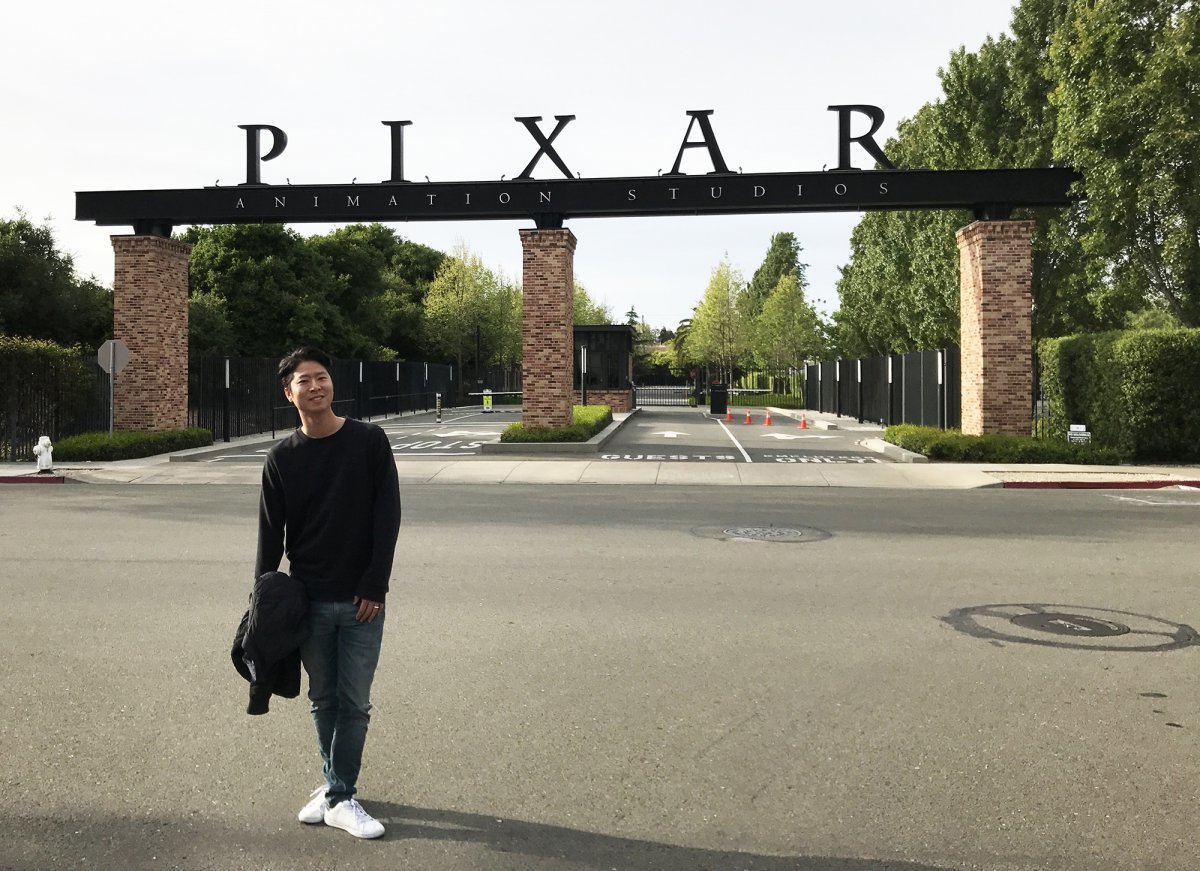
[723, 526, 806, 541]
[1010, 612, 1130, 637]
[690, 525, 831, 543]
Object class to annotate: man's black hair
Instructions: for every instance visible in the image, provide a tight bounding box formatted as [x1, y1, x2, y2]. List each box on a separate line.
[278, 347, 333, 388]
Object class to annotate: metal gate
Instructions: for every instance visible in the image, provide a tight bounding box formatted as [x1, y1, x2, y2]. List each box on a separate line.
[634, 386, 691, 406]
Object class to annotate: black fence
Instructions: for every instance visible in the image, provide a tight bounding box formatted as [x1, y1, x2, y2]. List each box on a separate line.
[805, 348, 961, 428]
[635, 386, 692, 406]
[188, 357, 458, 442]
[2, 354, 110, 462]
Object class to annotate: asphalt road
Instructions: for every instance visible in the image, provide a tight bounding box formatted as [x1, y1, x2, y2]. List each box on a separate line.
[2, 483, 1198, 870]
[601, 408, 888, 464]
[178, 406, 888, 465]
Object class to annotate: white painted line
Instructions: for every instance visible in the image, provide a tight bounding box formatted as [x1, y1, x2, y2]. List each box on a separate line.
[715, 418, 752, 463]
[206, 455, 267, 462]
[395, 452, 479, 457]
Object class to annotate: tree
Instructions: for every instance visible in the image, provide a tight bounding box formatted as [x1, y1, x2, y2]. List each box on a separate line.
[311, 224, 445, 359]
[1050, 0, 1200, 326]
[744, 232, 805, 320]
[831, 2, 1118, 350]
[0, 213, 111, 349]
[751, 272, 825, 372]
[689, 259, 748, 383]
[183, 224, 350, 357]
[485, 274, 523, 370]
[573, 282, 614, 324]
[423, 246, 499, 388]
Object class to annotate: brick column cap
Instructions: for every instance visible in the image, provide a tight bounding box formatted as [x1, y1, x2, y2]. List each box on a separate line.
[519, 227, 577, 254]
[111, 234, 193, 257]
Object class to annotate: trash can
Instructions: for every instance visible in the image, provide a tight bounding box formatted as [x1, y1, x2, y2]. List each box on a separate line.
[709, 383, 728, 416]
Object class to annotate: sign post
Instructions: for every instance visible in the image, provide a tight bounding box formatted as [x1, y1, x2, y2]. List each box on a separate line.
[96, 339, 130, 435]
[580, 346, 588, 406]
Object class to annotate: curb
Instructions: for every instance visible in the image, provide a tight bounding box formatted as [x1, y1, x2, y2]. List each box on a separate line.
[1001, 480, 1200, 490]
[860, 438, 929, 463]
[0, 474, 67, 484]
[480, 408, 641, 455]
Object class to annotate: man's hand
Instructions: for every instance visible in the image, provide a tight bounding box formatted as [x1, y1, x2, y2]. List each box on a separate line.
[353, 595, 385, 623]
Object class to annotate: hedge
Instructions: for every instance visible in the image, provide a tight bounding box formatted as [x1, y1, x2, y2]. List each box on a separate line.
[53, 428, 213, 461]
[0, 335, 94, 461]
[884, 424, 1126, 464]
[1037, 328, 1200, 461]
[500, 405, 612, 443]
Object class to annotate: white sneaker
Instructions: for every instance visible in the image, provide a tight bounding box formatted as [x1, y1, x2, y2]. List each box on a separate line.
[297, 786, 327, 824]
[323, 798, 385, 839]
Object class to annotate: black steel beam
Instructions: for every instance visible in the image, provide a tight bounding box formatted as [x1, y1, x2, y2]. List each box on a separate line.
[76, 167, 1078, 229]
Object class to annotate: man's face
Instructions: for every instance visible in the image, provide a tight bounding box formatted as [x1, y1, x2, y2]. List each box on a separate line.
[284, 360, 334, 415]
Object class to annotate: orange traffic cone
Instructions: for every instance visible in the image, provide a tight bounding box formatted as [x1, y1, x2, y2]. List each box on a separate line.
[799, 415, 808, 429]
[764, 410, 773, 426]
[725, 410, 732, 422]
[744, 410, 752, 424]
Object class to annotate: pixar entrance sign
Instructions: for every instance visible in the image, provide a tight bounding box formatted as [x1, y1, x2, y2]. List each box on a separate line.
[76, 107, 1075, 233]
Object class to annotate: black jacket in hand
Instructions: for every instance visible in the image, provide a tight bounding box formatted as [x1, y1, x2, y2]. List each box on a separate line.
[231, 571, 309, 715]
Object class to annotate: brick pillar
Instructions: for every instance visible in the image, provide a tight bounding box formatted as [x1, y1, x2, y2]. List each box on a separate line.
[111, 235, 192, 432]
[520, 228, 576, 429]
[956, 220, 1034, 436]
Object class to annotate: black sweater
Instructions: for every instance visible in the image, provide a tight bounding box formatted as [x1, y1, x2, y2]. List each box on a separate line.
[255, 418, 401, 603]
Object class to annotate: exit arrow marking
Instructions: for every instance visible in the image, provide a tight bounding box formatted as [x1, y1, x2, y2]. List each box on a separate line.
[653, 431, 690, 438]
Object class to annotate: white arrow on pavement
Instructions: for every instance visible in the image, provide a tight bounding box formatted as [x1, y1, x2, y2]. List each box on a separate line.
[762, 433, 838, 440]
[652, 431, 690, 438]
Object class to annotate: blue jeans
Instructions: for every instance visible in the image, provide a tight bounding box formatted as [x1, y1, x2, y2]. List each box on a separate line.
[300, 601, 385, 807]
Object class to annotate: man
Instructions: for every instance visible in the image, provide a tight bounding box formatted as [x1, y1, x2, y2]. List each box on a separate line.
[255, 347, 401, 839]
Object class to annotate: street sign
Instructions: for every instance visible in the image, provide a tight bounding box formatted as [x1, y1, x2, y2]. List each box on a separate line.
[1068, 424, 1091, 444]
[97, 339, 129, 375]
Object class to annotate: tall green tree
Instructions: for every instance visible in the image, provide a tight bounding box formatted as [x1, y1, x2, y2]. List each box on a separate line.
[423, 245, 505, 386]
[751, 272, 825, 372]
[743, 232, 805, 320]
[485, 274, 523, 369]
[183, 224, 352, 357]
[572, 282, 614, 324]
[311, 224, 444, 359]
[832, 1, 1116, 351]
[1050, 0, 1200, 326]
[0, 213, 111, 349]
[689, 259, 748, 382]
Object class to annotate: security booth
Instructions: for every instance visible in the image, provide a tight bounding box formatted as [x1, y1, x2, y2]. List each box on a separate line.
[573, 325, 634, 411]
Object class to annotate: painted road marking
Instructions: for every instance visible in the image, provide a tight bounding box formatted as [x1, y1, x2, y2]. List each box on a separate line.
[764, 454, 883, 464]
[601, 454, 738, 461]
[761, 433, 838, 440]
[652, 431, 690, 438]
[715, 418, 753, 463]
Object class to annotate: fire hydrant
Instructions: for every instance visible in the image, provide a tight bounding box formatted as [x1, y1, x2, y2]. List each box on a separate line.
[33, 435, 53, 474]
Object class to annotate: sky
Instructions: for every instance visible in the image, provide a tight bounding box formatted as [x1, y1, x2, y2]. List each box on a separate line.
[3, 0, 1020, 333]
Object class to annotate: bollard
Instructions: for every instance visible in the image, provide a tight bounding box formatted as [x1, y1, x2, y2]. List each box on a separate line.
[436, 392, 442, 423]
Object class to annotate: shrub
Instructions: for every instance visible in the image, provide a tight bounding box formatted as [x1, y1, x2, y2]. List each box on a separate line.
[1037, 328, 1200, 462]
[500, 405, 613, 443]
[883, 424, 1126, 464]
[54, 428, 213, 461]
